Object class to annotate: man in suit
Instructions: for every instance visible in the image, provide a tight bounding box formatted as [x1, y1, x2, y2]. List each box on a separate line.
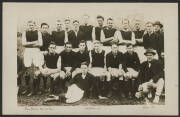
[153, 21, 164, 58]
[67, 20, 85, 49]
[136, 49, 164, 104]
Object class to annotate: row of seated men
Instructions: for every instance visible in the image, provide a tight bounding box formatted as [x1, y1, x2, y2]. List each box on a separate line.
[18, 39, 164, 104]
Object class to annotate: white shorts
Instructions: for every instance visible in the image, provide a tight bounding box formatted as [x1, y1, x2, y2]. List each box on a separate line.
[24, 48, 44, 67]
[55, 46, 65, 54]
[86, 41, 93, 51]
[102, 46, 111, 55]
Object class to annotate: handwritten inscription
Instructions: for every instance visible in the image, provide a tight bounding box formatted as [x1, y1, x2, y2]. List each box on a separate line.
[25, 106, 54, 111]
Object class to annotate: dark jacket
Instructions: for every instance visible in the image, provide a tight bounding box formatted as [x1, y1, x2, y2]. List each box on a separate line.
[40, 32, 51, 51]
[69, 72, 95, 98]
[123, 51, 140, 72]
[138, 59, 164, 84]
[60, 50, 76, 71]
[106, 51, 124, 69]
[143, 32, 159, 50]
[68, 30, 85, 48]
[75, 50, 90, 68]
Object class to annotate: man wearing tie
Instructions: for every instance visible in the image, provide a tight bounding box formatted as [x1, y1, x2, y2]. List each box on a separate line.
[68, 20, 85, 49]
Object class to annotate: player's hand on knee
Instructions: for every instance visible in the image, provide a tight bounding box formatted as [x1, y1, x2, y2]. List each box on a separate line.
[34, 70, 40, 76]
[147, 82, 153, 88]
[138, 85, 143, 91]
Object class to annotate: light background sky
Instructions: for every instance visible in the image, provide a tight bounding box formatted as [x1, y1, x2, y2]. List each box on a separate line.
[16, 3, 166, 32]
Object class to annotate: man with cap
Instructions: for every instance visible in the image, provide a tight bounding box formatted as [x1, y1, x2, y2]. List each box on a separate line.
[136, 49, 164, 104]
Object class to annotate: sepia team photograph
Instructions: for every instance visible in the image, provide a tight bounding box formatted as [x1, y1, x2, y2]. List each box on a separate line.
[2, 2, 179, 115]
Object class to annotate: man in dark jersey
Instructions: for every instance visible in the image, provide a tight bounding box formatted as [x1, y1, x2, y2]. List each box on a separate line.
[92, 15, 104, 41]
[40, 23, 51, 52]
[79, 14, 93, 41]
[43, 62, 96, 104]
[64, 18, 71, 32]
[115, 18, 136, 53]
[51, 20, 67, 54]
[153, 21, 164, 58]
[101, 18, 117, 46]
[123, 43, 140, 98]
[67, 20, 85, 49]
[59, 42, 76, 81]
[79, 14, 94, 51]
[72, 40, 90, 78]
[36, 42, 66, 95]
[132, 19, 145, 63]
[106, 42, 124, 97]
[133, 19, 145, 46]
[22, 20, 43, 96]
[39, 23, 52, 93]
[89, 40, 111, 98]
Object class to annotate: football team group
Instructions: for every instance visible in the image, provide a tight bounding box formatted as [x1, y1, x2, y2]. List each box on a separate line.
[17, 14, 164, 104]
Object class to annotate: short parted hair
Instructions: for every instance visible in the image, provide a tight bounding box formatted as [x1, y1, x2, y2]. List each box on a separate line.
[81, 62, 89, 67]
[65, 42, 72, 47]
[56, 20, 61, 23]
[64, 19, 71, 22]
[122, 18, 130, 24]
[27, 20, 36, 25]
[48, 41, 56, 47]
[107, 18, 113, 21]
[93, 40, 102, 45]
[126, 43, 134, 47]
[79, 40, 86, 45]
[97, 15, 104, 21]
[41, 23, 49, 28]
[73, 20, 79, 24]
[146, 21, 153, 26]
